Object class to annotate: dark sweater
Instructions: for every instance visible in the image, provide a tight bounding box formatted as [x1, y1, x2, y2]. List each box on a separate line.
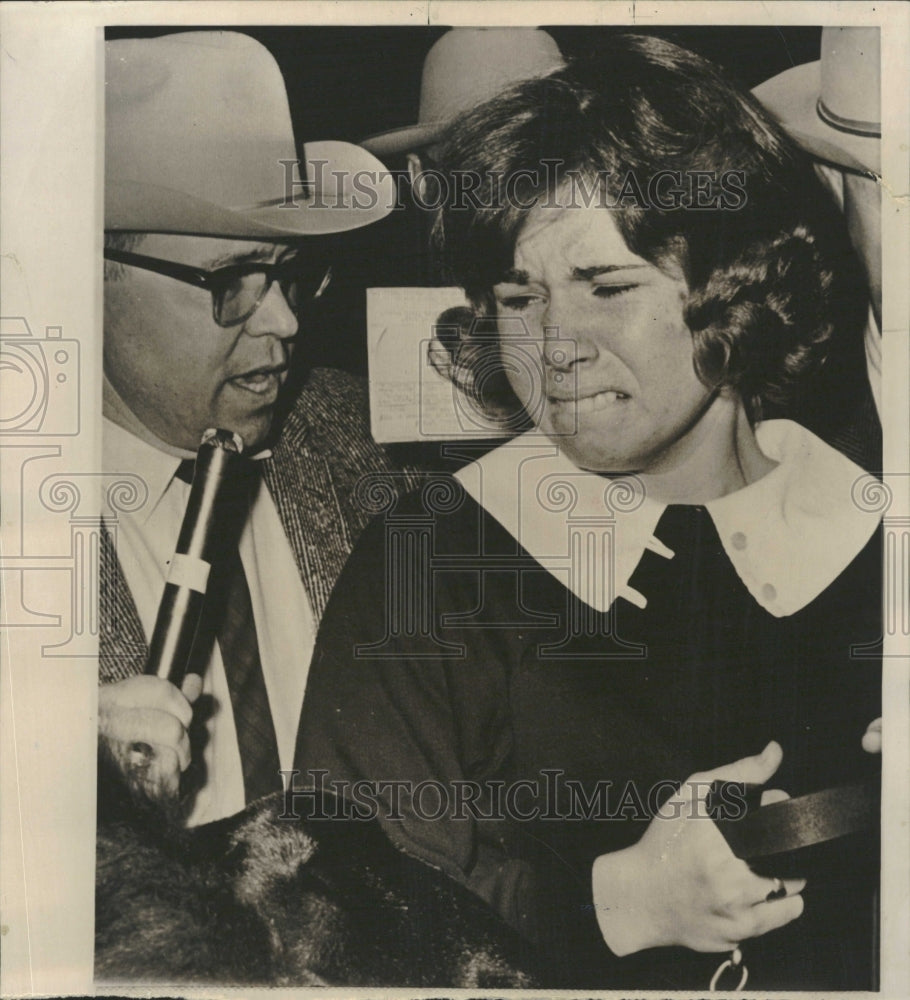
[298, 484, 881, 990]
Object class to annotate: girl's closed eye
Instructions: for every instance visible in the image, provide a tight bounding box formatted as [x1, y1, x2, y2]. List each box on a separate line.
[498, 294, 544, 312]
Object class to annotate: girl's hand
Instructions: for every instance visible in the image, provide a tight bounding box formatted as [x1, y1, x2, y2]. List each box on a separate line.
[591, 741, 805, 956]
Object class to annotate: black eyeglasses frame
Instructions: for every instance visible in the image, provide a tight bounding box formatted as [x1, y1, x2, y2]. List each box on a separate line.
[102, 247, 332, 327]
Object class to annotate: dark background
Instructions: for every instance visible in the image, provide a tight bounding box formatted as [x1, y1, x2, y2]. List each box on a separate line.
[107, 25, 823, 375]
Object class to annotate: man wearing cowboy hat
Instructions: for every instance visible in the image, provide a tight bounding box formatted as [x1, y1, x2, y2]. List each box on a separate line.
[754, 27, 882, 471]
[99, 30, 415, 826]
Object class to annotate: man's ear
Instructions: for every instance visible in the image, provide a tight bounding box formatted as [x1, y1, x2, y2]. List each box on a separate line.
[406, 153, 428, 203]
[406, 152, 424, 185]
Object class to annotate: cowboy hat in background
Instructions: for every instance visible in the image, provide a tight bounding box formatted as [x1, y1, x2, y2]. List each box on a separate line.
[361, 27, 564, 157]
[106, 31, 395, 237]
[752, 26, 880, 176]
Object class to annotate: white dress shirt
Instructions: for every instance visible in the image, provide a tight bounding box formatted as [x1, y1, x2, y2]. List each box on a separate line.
[103, 415, 317, 826]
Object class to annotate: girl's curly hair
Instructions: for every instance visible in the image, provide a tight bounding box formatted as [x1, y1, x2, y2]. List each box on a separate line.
[429, 33, 866, 424]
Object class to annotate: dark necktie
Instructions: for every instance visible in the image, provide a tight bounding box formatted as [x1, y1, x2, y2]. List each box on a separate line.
[176, 459, 283, 803]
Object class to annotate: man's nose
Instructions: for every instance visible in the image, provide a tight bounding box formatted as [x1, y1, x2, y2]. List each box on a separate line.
[244, 281, 299, 340]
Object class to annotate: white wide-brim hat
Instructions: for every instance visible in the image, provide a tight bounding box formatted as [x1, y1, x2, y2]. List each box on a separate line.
[106, 31, 396, 237]
[753, 27, 880, 175]
[362, 28, 564, 157]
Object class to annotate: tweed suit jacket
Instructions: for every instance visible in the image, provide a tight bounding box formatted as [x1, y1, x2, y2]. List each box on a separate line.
[98, 366, 422, 684]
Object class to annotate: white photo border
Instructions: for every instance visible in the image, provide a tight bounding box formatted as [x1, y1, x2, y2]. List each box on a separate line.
[1, 2, 907, 997]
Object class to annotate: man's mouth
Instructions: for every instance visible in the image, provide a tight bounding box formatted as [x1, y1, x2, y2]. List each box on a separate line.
[228, 366, 288, 397]
[549, 389, 630, 414]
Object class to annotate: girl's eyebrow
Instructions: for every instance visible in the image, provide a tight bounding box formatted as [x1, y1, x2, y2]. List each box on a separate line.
[495, 263, 650, 286]
[571, 264, 649, 280]
[495, 268, 531, 285]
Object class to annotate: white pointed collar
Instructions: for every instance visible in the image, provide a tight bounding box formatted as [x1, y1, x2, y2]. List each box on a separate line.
[454, 420, 880, 618]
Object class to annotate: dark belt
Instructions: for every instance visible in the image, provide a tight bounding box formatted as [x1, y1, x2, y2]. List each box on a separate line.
[713, 779, 880, 860]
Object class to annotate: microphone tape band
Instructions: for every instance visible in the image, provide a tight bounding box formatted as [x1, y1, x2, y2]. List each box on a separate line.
[167, 552, 212, 593]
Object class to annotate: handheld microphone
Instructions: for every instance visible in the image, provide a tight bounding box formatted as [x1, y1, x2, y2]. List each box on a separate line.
[144, 428, 245, 685]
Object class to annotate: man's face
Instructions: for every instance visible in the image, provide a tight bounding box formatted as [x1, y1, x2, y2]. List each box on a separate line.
[104, 234, 299, 452]
[492, 203, 718, 477]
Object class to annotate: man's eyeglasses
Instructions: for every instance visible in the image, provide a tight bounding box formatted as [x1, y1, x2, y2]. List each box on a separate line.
[103, 248, 332, 327]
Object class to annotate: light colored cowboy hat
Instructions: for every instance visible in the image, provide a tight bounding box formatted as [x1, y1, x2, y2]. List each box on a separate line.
[361, 28, 564, 157]
[752, 26, 880, 176]
[106, 31, 395, 237]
